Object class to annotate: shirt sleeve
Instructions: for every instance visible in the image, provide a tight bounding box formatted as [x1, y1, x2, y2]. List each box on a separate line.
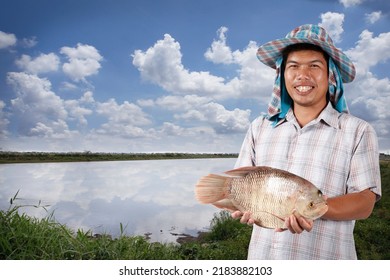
[234, 119, 258, 168]
[347, 123, 381, 199]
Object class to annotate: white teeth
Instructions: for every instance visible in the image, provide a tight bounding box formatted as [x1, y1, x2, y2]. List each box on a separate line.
[296, 86, 313, 92]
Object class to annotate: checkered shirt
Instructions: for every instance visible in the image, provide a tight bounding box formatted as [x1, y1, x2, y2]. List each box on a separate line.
[235, 103, 381, 259]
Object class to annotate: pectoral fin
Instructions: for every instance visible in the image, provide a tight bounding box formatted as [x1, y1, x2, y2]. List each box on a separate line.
[212, 199, 239, 212]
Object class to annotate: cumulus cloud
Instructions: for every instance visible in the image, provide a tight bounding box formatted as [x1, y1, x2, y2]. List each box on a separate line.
[94, 99, 152, 138]
[319, 12, 345, 43]
[339, 0, 363, 8]
[348, 73, 390, 136]
[365, 11, 382, 24]
[343, 29, 390, 142]
[0, 100, 10, 138]
[155, 95, 251, 134]
[6, 72, 94, 138]
[204, 26, 234, 64]
[0, 31, 17, 49]
[15, 53, 60, 74]
[132, 30, 273, 100]
[21, 36, 37, 48]
[7, 72, 70, 137]
[346, 30, 390, 74]
[64, 99, 93, 126]
[132, 34, 235, 98]
[60, 43, 103, 82]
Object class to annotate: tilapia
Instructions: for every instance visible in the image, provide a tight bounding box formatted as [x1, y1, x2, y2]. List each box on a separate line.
[195, 166, 328, 229]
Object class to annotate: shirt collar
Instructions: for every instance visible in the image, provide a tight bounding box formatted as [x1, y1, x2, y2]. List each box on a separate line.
[275, 102, 341, 129]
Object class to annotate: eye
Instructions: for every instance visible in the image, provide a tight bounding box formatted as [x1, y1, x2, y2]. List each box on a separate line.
[286, 63, 298, 69]
[309, 202, 314, 208]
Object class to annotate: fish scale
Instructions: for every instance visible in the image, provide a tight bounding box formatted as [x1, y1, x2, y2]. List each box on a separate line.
[195, 166, 328, 229]
[229, 170, 296, 228]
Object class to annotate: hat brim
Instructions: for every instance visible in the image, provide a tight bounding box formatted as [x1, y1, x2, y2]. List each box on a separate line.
[257, 37, 356, 83]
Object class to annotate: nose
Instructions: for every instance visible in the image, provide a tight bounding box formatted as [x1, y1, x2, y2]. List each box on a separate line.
[296, 66, 311, 80]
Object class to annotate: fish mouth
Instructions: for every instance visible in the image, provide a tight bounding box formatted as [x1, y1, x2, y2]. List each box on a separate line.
[303, 202, 328, 220]
[318, 204, 328, 217]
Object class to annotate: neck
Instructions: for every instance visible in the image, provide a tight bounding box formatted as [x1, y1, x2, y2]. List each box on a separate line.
[293, 102, 327, 127]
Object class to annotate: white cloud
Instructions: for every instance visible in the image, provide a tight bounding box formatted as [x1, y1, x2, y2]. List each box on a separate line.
[319, 12, 345, 43]
[204, 26, 234, 64]
[365, 11, 382, 24]
[339, 0, 363, 8]
[21, 36, 37, 48]
[132, 34, 234, 98]
[64, 99, 93, 126]
[132, 31, 273, 100]
[6, 72, 92, 138]
[199, 102, 251, 134]
[94, 99, 153, 138]
[60, 43, 103, 82]
[343, 30, 390, 143]
[29, 120, 76, 139]
[155, 95, 251, 134]
[348, 73, 390, 138]
[346, 30, 390, 74]
[15, 53, 60, 74]
[0, 100, 10, 138]
[155, 95, 211, 111]
[0, 31, 17, 49]
[80, 91, 95, 104]
[137, 99, 155, 107]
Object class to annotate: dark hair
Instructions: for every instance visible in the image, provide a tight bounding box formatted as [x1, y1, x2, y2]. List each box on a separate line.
[282, 43, 329, 70]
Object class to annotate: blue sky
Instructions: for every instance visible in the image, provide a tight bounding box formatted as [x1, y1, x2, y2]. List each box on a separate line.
[1, 0, 389, 153]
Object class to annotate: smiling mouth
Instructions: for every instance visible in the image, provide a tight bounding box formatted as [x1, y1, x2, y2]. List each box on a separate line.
[295, 86, 314, 93]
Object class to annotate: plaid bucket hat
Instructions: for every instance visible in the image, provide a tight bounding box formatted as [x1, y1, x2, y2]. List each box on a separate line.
[257, 24, 356, 83]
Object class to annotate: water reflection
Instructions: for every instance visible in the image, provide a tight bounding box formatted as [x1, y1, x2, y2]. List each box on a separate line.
[0, 158, 237, 243]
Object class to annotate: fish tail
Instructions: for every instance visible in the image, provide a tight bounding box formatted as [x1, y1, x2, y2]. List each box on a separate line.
[195, 174, 230, 204]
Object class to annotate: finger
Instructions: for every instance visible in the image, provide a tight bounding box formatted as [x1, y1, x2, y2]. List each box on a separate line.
[299, 217, 314, 232]
[231, 211, 243, 219]
[240, 212, 251, 224]
[289, 215, 303, 234]
[283, 217, 296, 234]
[247, 218, 255, 226]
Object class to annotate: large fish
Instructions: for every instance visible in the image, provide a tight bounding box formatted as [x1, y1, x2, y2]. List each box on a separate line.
[195, 166, 328, 229]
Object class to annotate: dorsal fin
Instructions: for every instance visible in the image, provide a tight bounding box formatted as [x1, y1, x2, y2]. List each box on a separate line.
[224, 166, 269, 177]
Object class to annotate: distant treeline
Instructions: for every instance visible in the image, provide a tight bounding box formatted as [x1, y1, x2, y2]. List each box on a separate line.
[0, 151, 239, 164]
[1, 151, 388, 164]
[380, 153, 390, 161]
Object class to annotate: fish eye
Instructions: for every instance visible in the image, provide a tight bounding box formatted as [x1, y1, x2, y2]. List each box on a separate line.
[309, 202, 314, 208]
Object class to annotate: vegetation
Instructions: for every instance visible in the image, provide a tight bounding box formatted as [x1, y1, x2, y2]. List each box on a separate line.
[354, 160, 390, 259]
[0, 161, 389, 260]
[0, 197, 250, 260]
[0, 151, 238, 164]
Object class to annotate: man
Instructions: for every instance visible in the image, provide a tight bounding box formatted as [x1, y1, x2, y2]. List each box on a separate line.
[232, 24, 381, 259]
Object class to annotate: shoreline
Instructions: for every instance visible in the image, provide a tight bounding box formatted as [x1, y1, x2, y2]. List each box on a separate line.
[0, 151, 238, 164]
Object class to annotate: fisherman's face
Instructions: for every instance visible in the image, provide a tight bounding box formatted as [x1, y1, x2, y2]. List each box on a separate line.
[284, 49, 328, 112]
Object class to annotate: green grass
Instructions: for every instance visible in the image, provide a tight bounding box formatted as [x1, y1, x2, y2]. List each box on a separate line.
[1, 162, 389, 260]
[354, 161, 390, 259]
[0, 197, 250, 260]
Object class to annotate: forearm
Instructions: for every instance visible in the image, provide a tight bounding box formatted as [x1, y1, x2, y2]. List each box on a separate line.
[322, 189, 376, 221]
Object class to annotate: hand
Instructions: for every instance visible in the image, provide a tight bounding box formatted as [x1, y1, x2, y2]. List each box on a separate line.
[231, 211, 255, 226]
[275, 213, 313, 234]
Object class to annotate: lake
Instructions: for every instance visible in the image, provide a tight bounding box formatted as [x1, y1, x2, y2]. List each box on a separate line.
[0, 158, 237, 243]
